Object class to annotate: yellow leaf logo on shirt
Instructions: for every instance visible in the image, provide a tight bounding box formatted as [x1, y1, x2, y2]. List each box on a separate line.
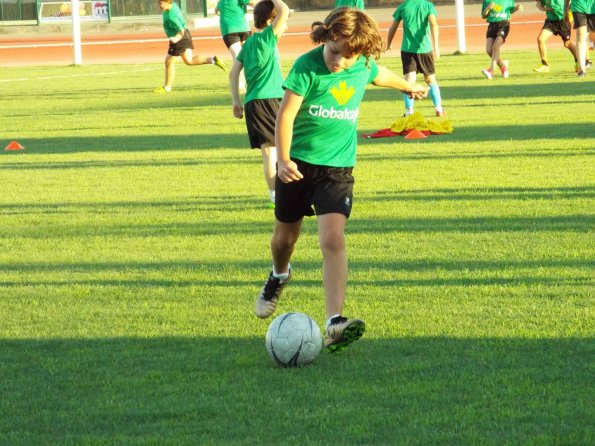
[329, 81, 355, 106]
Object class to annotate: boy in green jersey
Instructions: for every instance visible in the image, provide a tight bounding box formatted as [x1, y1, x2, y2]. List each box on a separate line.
[155, 0, 226, 93]
[480, 0, 523, 79]
[534, 0, 578, 72]
[216, 0, 258, 91]
[254, 7, 427, 353]
[565, 0, 595, 76]
[230, 0, 290, 207]
[386, 0, 444, 117]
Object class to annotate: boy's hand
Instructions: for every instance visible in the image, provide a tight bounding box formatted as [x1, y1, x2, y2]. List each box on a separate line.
[408, 84, 429, 100]
[277, 160, 303, 183]
[487, 2, 495, 9]
[232, 103, 243, 119]
[433, 48, 440, 61]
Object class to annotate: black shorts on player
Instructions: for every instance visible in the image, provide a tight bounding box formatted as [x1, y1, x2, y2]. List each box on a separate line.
[275, 159, 354, 224]
[542, 19, 572, 41]
[245, 98, 281, 149]
[486, 21, 510, 42]
[223, 32, 251, 48]
[572, 12, 595, 31]
[401, 51, 435, 76]
[168, 29, 194, 56]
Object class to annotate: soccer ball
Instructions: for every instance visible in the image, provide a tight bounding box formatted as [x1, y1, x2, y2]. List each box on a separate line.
[265, 312, 322, 368]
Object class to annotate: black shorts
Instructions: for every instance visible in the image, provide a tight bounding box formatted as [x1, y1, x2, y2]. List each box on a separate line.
[223, 32, 251, 48]
[401, 51, 435, 76]
[486, 21, 510, 42]
[245, 98, 281, 149]
[572, 12, 595, 31]
[542, 19, 572, 41]
[168, 29, 194, 56]
[275, 159, 354, 223]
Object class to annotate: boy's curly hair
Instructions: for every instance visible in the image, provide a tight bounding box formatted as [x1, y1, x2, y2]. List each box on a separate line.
[310, 7, 384, 59]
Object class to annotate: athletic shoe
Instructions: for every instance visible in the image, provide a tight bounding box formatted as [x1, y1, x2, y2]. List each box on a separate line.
[481, 68, 493, 79]
[268, 201, 275, 209]
[501, 60, 509, 78]
[533, 64, 550, 73]
[213, 55, 227, 72]
[586, 60, 593, 69]
[577, 71, 586, 78]
[435, 109, 446, 117]
[255, 270, 291, 318]
[324, 316, 365, 353]
[153, 86, 169, 94]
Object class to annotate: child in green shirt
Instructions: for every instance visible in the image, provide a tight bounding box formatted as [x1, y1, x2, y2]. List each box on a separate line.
[254, 7, 427, 353]
[154, 0, 226, 93]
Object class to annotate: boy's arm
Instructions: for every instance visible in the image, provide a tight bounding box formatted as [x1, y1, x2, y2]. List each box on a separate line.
[271, 0, 291, 38]
[535, 1, 549, 12]
[482, 2, 495, 18]
[372, 65, 428, 99]
[275, 89, 304, 183]
[429, 14, 440, 61]
[511, 2, 524, 14]
[229, 60, 244, 119]
[386, 20, 400, 51]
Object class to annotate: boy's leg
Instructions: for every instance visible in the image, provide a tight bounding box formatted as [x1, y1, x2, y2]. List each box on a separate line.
[165, 54, 176, 89]
[576, 25, 588, 73]
[403, 71, 416, 115]
[482, 38, 495, 78]
[255, 219, 302, 319]
[316, 213, 348, 319]
[260, 143, 277, 205]
[491, 36, 505, 70]
[537, 28, 552, 66]
[181, 49, 212, 66]
[425, 73, 443, 115]
[317, 212, 364, 352]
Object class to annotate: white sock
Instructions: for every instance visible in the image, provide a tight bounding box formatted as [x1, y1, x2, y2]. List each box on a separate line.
[268, 190, 275, 203]
[404, 108, 414, 116]
[325, 314, 341, 331]
[272, 263, 290, 280]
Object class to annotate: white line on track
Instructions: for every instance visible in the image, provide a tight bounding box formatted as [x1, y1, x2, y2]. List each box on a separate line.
[0, 21, 543, 50]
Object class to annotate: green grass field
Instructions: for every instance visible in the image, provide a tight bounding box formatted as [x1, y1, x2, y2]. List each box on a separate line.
[1, 49, 594, 445]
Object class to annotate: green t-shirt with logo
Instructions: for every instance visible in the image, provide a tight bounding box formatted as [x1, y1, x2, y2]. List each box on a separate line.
[282, 46, 379, 167]
[393, 0, 437, 54]
[482, 0, 516, 22]
[237, 25, 284, 103]
[335, 0, 365, 9]
[217, 0, 250, 36]
[162, 2, 185, 38]
[540, 0, 564, 20]
[570, 0, 595, 14]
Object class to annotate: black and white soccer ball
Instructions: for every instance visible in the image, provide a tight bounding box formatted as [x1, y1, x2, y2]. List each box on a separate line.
[265, 312, 322, 368]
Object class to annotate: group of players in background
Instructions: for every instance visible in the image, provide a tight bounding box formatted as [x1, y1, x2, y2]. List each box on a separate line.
[153, 0, 594, 354]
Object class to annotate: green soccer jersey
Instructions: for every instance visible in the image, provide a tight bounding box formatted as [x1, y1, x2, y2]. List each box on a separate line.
[335, 0, 365, 9]
[482, 0, 516, 22]
[217, 0, 251, 36]
[570, 0, 595, 14]
[237, 25, 284, 103]
[162, 2, 185, 38]
[541, 0, 564, 20]
[282, 46, 379, 167]
[392, 0, 437, 54]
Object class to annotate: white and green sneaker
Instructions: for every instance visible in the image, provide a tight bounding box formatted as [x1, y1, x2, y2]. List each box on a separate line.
[324, 316, 365, 353]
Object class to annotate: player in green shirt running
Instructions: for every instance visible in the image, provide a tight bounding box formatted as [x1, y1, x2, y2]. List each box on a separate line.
[565, 0, 595, 76]
[254, 7, 427, 353]
[480, 0, 523, 79]
[386, 0, 444, 117]
[216, 0, 258, 91]
[154, 0, 226, 93]
[534, 0, 578, 73]
[229, 0, 290, 207]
